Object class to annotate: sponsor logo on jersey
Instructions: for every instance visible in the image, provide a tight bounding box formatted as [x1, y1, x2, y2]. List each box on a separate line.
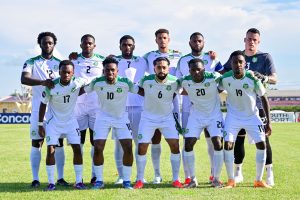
[203, 60, 208, 65]
[205, 82, 210, 87]
[31, 130, 36, 136]
[169, 55, 174, 59]
[243, 83, 249, 89]
[42, 91, 46, 97]
[228, 83, 231, 87]
[100, 87, 103, 91]
[117, 88, 122, 93]
[166, 85, 171, 91]
[71, 87, 77, 92]
[93, 61, 98, 66]
[149, 84, 153, 88]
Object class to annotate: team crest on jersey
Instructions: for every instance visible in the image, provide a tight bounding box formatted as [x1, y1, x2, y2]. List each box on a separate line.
[252, 57, 258, 63]
[93, 61, 98, 66]
[188, 84, 191, 87]
[31, 130, 36, 136]
[228, 83, 231, 87]
[100, 87, 103, 91]
[169, 55, 174, 59]
[203, 60, 208, 65]
[243, 83, 249, 89]
[46, 136, 50, 142]
[166, 85, 172, 91]
[222, 130, 227, 137]
[42, 91, 46, 97]
[138, 134, 143, 140]
[149, 84, 153, 88]
[204, 82, 210, 87]
[53, 65, 59, 71]
[117, 88, 122, 93]
[71, 87, 77, 92]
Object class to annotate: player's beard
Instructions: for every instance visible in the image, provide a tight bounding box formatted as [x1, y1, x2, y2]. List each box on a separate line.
[191, 46, 203, 55]
[157, 73, 167, 81]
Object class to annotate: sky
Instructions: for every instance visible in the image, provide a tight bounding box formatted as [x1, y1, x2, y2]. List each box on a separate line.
[0, 0, 299, 97]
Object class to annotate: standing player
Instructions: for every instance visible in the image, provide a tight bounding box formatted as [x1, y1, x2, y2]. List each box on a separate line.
[143, 28, 182, 183]
[86, 57, 137, 189]
[223, 28, 277, 186]
[70, 34, 105, 184]
[180, 58, 224, 188]
[38, 60, 87, 190]
[219, 50, 271, 188]
[113, 35, 147, 184]
[134, 57, 183, 189]
[21, 32, 68, 187]
[176, 32, 224, 184]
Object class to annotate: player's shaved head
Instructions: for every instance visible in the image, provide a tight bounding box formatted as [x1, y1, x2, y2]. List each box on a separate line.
[190, 32, 204, 40]
[120, 35, 135, 44]
[81, 34, 95, 42]
[188, 58, 205, 68]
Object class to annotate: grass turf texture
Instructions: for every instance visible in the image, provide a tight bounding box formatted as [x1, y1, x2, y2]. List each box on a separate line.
[0, 123, 299, 200]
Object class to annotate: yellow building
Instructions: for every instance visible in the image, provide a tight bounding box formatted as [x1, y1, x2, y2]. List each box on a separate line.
[0, 96, 31, 113]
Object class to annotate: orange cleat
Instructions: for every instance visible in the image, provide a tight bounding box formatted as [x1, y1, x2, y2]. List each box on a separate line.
[223, 179, 236, 189]
[254, 180, 272, 189]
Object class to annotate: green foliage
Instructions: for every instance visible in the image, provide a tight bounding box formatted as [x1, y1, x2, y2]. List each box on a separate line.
[0, 124, 300, 199]
[271, 106, 300, 112]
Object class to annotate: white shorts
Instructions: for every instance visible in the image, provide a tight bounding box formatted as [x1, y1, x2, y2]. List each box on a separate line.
[184, 112, 224, 139]
[94, 115, 132, 140]
[74, 102, 98, 131]
[137, 115, 178, 143]
[30, 111, 43, 140]
[127, 106, 142, 141]
[45, 118, 80, 145]
[224, 114, 265, 143]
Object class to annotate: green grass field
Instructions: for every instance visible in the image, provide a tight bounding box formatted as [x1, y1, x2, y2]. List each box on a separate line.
[0, 123, 299, 200]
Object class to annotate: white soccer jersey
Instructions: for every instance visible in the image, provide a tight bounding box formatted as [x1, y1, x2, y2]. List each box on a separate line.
[72, 53, 105, 104]
[176, 52, 223, 78]
[180, 72, 222, 118]
[85, 76, 138, 118]
[41, 77, 87, 125]
[22, 55, 60, 112]
[219, 70, 265, 119]
[176, 52, 223, 113]
[139, 74, 180, 120]
[114, 55, 147, 106]
[143, 50, 182, 75]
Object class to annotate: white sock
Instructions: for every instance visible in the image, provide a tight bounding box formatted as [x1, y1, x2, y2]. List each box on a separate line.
[30, 147, 41, 181]
[182, 142, 190, 179]
[235, 163, 243, 176]
[224, 149, 234, 180]
[213, 150, 224, 180]
[46, 165, 55, 184]
[94, 165, 103, 182]
[256, 149, 266, 181]
[55, 147, 65, 180]
[114, 140, 124, 178]
[206, 137, 214, 176]
[170, 153, 181, 181]
[151, 144, 161, 177]
[266, 164, 273, 177]
[137, 155, 147, 181]
[90, 146, 95, 178]
[122, 165, 132, 182]
[74, 164, 83, 184]
[184, 150, 195, 178]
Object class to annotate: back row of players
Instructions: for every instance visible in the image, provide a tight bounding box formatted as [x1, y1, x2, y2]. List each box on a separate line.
[21, 28, 277, 190]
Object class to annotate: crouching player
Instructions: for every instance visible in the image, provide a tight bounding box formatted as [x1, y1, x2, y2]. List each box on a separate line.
[219, 51, 271, 189]
[180, 58, 224, 188]
[85, 57, 138, 189]
[38, 60, 87, 190]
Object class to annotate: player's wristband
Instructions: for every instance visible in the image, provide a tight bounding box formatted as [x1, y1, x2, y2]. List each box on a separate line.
[263, 76, 269, 83]
[38, 122, 43, 126]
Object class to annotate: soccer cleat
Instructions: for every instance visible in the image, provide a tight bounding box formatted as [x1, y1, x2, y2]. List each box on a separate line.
[74, 182, 88, 190]
[92, 181, 104, 189]
[183, 177, 191, 185]
[31, 180, 40, 188]
[266, 175, 275, 186]
[152, 176, 162, 184]
[184, 178, 198, 188]
[172, 180, 183, 188]
[211, 179, 223, 188]
[56, 178, 70, 186]
[208, 175, 214, 183]
[234, 173, 244, 183]
[223, 179, 236, 189]
[45, 183, 56, 191]
[133, 180, 144, 189]
[123, 181, 133, 189]
[90, 177, 97, 185]
[254, 180, 272, 188]
[114, 176, 124, 185]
